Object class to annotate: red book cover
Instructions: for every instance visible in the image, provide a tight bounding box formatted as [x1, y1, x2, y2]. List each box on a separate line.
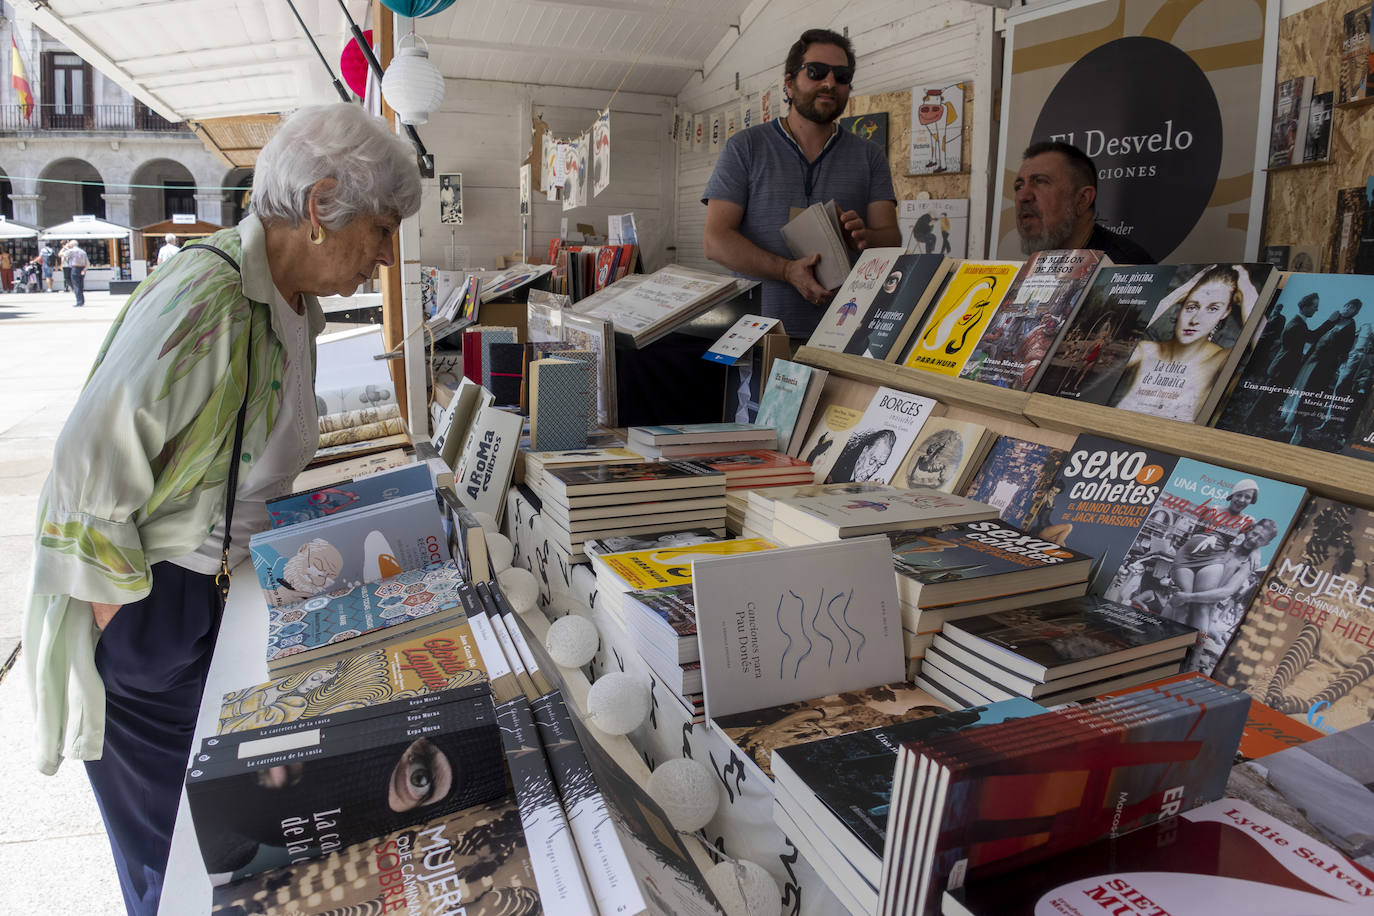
[462, 328, 483, 385]
[594, 246, 618, 291]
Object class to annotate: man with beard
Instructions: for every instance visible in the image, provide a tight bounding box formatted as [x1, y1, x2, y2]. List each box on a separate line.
[703, 28, 899, 338]
[1013, 140, 1154, 263]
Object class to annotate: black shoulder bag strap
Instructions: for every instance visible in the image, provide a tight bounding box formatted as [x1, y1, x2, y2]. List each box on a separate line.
[185, 241, 249, 605]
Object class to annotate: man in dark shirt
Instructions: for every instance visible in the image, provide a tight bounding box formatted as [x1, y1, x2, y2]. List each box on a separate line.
[1013, 140, 1154, 264]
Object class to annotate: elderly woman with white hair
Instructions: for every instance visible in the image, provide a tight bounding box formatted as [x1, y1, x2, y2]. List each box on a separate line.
[24, 103, 421, 916]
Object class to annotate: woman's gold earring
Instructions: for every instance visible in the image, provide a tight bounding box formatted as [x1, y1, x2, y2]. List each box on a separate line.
[309, 225, 325, 245]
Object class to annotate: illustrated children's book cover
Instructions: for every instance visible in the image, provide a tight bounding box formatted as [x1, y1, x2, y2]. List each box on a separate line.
[901, 260, 1021, 377]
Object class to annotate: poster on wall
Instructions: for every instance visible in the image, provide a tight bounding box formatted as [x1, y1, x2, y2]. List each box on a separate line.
[909, 85, 962, 175]
[840, 111, 888, 154]
[439, 173, 462, 225]
[518, 164, 531, 217]
[993, 0, 1278, 264]
[760, 87, 776, 123]
[592, 110, 611, 198]
[899, 198, 969, 258]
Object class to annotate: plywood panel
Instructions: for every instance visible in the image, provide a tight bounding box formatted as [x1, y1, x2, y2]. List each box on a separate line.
[1263, 0, 1374, 267]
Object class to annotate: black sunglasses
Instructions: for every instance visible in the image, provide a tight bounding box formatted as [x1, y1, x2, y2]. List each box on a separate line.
[800, 61, 854, 85]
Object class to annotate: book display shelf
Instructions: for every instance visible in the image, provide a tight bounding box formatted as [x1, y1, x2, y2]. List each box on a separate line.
[797, 346, 1374, 508]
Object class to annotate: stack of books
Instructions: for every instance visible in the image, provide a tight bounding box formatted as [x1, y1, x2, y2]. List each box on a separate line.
[939, 796, 1372, 916]
[877, 677, 1251, 915]
[768, 484, 997, 546]
[677, 450, 812, 532]
[538, 461, 728, 561]
[887, 520, 1093, 679]
[249, 482, 449, 609]
[592, 537, 776, 723]
[916, 596, 1197, 709]
[620, 583, 705, 721]
[263, 559, 469, 677]
[769, 698, 1046, 915]
[521, 446, 641, 502]
[625, 422, 777, 458]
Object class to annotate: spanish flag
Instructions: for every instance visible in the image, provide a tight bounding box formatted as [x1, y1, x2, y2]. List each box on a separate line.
[11, 37, 33, 122]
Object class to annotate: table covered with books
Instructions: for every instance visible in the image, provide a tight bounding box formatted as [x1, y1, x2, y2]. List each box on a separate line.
[503, 483, 848, 916]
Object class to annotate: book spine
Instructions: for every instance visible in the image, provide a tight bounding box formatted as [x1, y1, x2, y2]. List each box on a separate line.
[530, 690, 647, 916]
[496, 696, 598, 915]
[199, 680, 491, 753]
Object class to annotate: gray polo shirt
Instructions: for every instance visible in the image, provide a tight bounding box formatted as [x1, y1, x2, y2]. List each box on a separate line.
[703, 119, 896, 337]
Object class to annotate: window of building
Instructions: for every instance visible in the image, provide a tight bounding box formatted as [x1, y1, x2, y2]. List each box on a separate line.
[41, 52, 92, 129]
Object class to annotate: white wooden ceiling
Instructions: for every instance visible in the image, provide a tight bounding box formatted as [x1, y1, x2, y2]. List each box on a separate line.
[24, 0, 757, 122]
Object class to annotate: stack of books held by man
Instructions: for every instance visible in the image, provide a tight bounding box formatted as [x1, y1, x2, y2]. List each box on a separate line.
[538, 461, 728, 561]
[876, 677, 1251, 916]
[769, 698, 1047, 916]
[887, 520, 1093, 679]
[768, 484, 998, 545]
[625, 422, 777, 458]
[915, 595, 1198, 711]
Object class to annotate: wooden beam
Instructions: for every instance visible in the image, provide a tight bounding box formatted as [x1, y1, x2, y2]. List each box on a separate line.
[374, 1, 409, 427]
[425, 37, 699, 71]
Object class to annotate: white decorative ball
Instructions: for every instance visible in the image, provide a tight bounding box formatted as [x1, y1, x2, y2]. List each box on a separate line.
[545, 614, 599, 668]
[705, 860, 780, 916]
[647, 758, 719, 831]
[473, 511, 499, 534]
[585, 671, 651, 735]
[496, 567, 538, 614]
[485, 532, 514, 573]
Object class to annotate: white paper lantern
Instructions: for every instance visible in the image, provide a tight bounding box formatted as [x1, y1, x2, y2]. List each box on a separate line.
[586, 671, 650, 735]
[705, 860, 780, 916]
[496, 567, 538, 614]
[382, 36, 445, 125]
[486, 532, 514, 573]
[647, 758, 719, 831]
[545, 613, 599, 668]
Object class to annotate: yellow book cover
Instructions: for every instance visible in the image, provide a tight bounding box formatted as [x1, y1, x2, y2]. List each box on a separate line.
[902, 260, 1022, 376]
[600, 537, 777, 590]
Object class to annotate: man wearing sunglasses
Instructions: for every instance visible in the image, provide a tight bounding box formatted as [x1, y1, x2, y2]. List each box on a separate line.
[703, 28, 900, 338]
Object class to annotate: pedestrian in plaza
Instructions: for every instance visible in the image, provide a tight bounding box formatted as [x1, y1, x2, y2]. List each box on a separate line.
[156, 232, 180, 267]
[39, 240, 55, 290]
[0, 249, 12, 292]
[66, 240, 88, 307]
[23, 102, 420, 916]
[58, 238, 74, 291]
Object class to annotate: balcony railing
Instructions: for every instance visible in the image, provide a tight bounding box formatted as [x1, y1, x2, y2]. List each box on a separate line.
[0, 104, 186, 133]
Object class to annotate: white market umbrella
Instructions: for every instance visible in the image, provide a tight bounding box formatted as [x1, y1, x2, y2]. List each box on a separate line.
[39, 215, 132, 240]
[0, 217, 40, 239]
